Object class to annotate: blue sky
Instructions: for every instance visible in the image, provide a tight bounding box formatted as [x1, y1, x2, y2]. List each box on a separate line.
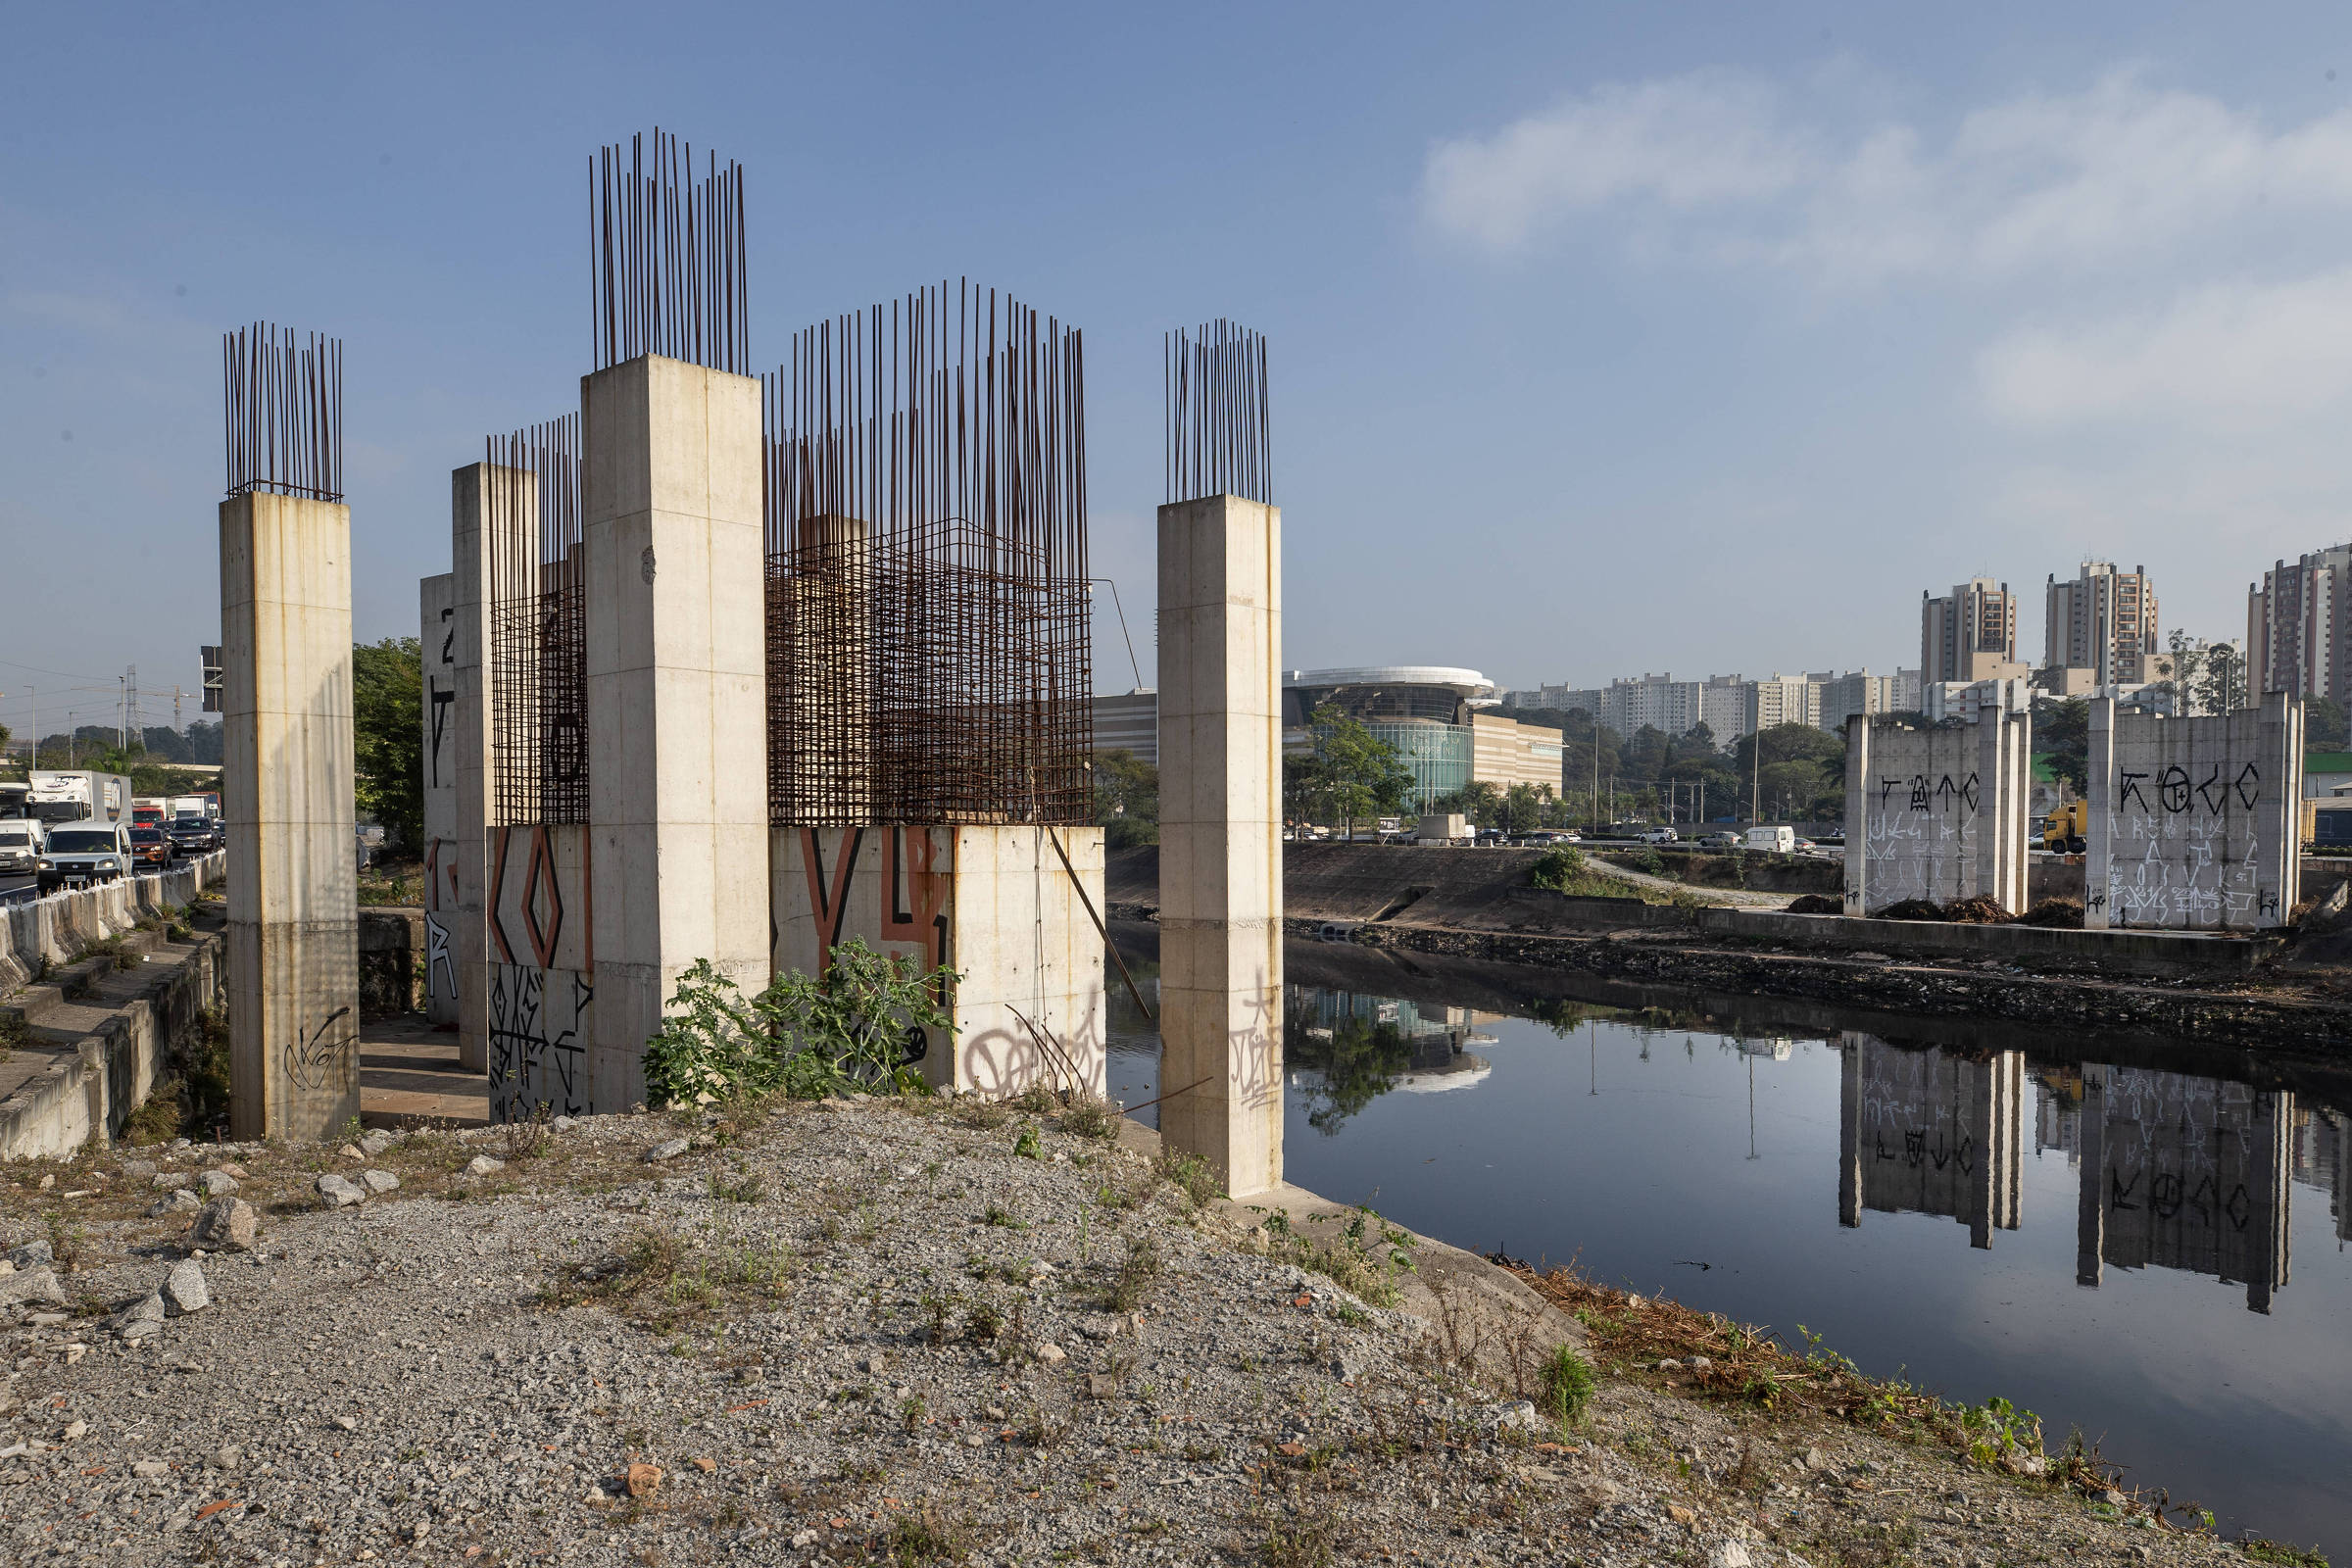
[8, 2, 2352, 739]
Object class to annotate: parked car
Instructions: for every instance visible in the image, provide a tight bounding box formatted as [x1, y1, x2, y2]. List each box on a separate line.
[35, 819, 135, 894]
[1701, 831, 1742, 850]
[168, 817, 220, 856]
[129, 826, 172, 867]
[1638, 827, 1679, 845]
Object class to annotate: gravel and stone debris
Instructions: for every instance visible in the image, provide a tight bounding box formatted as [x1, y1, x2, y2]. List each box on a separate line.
[0, 1098, 2261, 1567]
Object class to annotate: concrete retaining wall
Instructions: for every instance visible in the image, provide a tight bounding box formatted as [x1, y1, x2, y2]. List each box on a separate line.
[0, 925, 226, 1160]
[0, 852, 225, 995]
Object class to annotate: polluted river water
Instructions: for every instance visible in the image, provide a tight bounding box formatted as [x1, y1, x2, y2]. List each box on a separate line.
[1104, 927, 2352, 1552]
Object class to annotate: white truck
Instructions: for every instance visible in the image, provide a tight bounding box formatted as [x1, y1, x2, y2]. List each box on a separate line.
[170, 794, 219, 822]
[1417, 812, 1471, 846]
[26, 770, 132, 826]
[1744, 825, 1795, 854]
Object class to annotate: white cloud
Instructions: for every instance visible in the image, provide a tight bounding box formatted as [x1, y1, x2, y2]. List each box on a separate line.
[1419, 71, 1812, 251]
[1979, 269, 2352, 425]
[1422, 68, 2352, 282]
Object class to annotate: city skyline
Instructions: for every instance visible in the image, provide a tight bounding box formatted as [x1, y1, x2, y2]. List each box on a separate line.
[13, 6, 2352, 737]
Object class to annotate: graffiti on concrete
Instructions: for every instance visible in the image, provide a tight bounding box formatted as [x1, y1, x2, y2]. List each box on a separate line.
[285, 1004, 355, 1095]
[484, 822, 593, 1120]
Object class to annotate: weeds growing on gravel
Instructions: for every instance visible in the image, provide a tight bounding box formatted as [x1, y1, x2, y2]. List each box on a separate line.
[1154, 1149, 1219, 1210]
[877, 1505, 971, 1564]
[1056, 1094, 1120, 1141]
[1253, 1495, 1342, 1568]
[1105, 1233, 1163, 1311]
[1260, 1206, 1416, 1308]
[545, 1226, 797, 1332]
[121, 1088, 182, 1146]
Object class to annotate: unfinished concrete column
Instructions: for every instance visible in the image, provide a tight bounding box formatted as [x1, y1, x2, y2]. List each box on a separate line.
[582, 354, 768, 1109]
[220, 492, 360, 1139]
[1156, 493, 1283, 1198]
[449, 465, 506, 1072]
[418, 572, 459, 1026]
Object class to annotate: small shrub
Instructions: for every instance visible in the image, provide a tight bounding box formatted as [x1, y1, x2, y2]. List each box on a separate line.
[1105, 1233, 1163, 1312]
[1011, 1125, 1043, 1160]
[1528, 847, 1587, 892]
[983, 1203, 1025, 1230]
[182, 1008, 232, 1134]
[1011, 1084, 1059, 1116]
[964, 1301, 1004, 1343]
[1540, 1344, 1596, 1427]
[642, 941, 956, 1107]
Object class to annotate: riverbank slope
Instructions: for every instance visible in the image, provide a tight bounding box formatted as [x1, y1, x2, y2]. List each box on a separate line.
[0, 1098, 2282, 1567]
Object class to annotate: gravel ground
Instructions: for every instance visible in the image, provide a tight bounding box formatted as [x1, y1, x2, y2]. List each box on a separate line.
[0, 1097, 2270, 1567]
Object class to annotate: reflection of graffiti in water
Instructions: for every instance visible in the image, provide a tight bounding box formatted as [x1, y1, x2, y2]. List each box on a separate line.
[424, 910, 456, 1001]
[487, 963, 590, 1120]
[286, 1005, 354, 1094]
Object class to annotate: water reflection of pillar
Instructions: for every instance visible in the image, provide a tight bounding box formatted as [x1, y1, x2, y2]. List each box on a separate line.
[1837, 1034, 2023, 1248]
[2076, 1063, 2293, 1312]
[1837, 1031, 1864, 1229]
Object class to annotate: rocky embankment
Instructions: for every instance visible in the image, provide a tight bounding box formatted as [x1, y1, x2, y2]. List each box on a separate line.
[0, 1099, 2279, 1567]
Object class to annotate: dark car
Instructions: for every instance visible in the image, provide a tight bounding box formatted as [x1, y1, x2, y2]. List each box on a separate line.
[167, 818, 219, 856]
[129, 826, 172, 868]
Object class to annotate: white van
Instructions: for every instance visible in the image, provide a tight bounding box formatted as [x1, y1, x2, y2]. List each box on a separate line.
[0, 819, 43, 873]
[36, 818, 135, 894]
[1744, 825, 1796, 854]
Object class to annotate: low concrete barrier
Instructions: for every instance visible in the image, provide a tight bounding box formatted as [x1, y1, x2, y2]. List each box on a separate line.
[0, 852, 224, 995]
[0, 927, 224, 1160]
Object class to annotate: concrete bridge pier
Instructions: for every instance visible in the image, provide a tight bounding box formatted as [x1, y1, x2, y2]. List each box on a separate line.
[1155, 493, 1284, 1200]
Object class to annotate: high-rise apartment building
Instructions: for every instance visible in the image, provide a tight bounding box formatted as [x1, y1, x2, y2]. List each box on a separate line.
[1922, 578, 2028, 684]
[1602, 673, 1701, 736]
[2250, 545, 2352, 699]
[2043, 562, 2159, 684]
[1892, 667, 1922, 712]
[1699, 674, 1750, 742]
[1749, 672, 1818, 731]
[1817, 670, 1893, 732]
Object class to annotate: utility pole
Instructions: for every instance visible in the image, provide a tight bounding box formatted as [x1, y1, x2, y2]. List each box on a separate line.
[1592, 712, 1601, 834]
[126, 665, 137, 753]
[173, 686, 184, 726]
[118, 674, 126, 753]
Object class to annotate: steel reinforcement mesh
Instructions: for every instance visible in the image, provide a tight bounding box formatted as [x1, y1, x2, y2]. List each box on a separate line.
[763, 281, 1092, 826]
[486, 416, 588, 826]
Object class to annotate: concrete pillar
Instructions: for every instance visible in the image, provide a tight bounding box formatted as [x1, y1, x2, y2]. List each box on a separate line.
[418, 572, 459, 1025]
[582, 354, 769, 1109]
[1155, 494, 1283, 1199]
[450, 465, 505, 1072]
[220, 492, 360, 1140]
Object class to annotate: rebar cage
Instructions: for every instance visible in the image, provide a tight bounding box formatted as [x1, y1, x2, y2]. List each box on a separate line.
[1165, 318, 1270, 506]
[763, 280, 1092, 826]
[486, 416, 588, 826]
[222, 323, 343, 503]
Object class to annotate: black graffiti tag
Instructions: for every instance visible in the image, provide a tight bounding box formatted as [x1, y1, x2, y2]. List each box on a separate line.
[2118, 771, 2150, 813]
[2157, 765, 2192, 813]
[2235, 762, 2261, 808]
[1959, 771, 1981, 811]
[1879, 777, 1904, 809]
[2196, 764, 2226, 813]
[1908, 775, 1931, 811]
